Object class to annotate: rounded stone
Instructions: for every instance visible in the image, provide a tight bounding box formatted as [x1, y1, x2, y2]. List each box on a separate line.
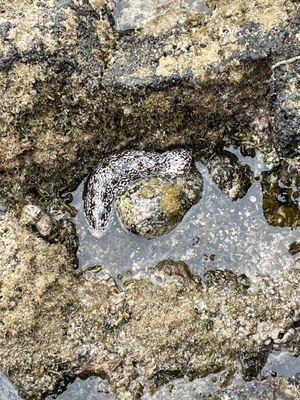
[116, 172, 202, 239]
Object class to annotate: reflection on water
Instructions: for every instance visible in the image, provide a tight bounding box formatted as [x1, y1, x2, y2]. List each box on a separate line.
[0, 373, 22, 400]
[262, 352, 300, 378]
[72, 159, 299, 280]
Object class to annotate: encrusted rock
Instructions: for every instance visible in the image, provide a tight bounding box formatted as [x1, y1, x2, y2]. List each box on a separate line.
[152, 259, 194, 283]
[116, 173, 202, 238]
[204, 152, 253, 200]
[0, 217, 299, 399]
[1, 0, 299, 203]
[262, 162, 300, 227]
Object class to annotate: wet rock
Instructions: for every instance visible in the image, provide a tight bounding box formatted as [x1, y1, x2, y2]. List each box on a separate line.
[152, 259, 194, 284]
[262, 163, 300, 227]
[0, 222, 299, 400]
[0, 0, 115, 200]
[20, 204, 53, 238]
[0, 212, 115, 399]
[204, 152, 253, 200]
[116, 173, 202, 239]
[289, 242, 300, 256]
[1, 0, 299, 204]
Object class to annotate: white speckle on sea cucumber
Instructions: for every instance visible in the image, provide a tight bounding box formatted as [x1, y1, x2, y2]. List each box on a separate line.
[83, 149, 193, 237]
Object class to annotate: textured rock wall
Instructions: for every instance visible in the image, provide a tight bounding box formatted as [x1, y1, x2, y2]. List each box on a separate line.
[0, 0, 299, 202]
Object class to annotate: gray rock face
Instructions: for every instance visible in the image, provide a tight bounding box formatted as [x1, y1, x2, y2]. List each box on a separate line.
[116, 172, 202, 238]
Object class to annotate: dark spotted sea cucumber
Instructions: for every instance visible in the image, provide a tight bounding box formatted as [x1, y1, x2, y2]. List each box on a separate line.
[83, 149, 193, 237]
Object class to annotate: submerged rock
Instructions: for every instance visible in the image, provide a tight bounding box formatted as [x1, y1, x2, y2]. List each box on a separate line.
[290, 242, 300, 256]
[116, 173, 202, 238]
[204, 152, 253, 200]
[148, 376, 300, 400]
[152, 259, 194, 283]
[262, 162, 300, 228]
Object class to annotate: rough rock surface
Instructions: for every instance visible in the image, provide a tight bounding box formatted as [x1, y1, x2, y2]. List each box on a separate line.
[0, 212, 299, 399]
[204, 151, 253, 201]
[116, 173, 202, 238]
[0, 0, 299, 203]
[261, 162, 300, 228]
[0, 1, 299, 400]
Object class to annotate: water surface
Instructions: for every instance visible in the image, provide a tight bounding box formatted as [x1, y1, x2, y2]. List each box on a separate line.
[72, 159, 299, 280]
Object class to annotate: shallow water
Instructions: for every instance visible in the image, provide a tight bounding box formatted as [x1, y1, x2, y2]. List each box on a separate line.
[112, 0, 208, 31]
[262, 352, 300, 378]
[72, 156, 299, 281]
[48, 146, 300, 400]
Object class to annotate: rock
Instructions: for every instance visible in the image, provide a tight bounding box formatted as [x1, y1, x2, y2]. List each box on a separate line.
[204, 152, 253, 200]
[289, 242, 300, 256]
[0, 219, 299, 400]
[261, 162, 300, 227]
[0, 0, 115, 200]
[0, 0, 299, 203]
[0, 1, 299, 399]
[152, 259, 194, 283]
[116, 173, 202, 238]
[20, 204, 53, 237]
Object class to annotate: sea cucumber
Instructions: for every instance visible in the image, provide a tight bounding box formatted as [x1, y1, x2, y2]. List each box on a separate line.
[83, 149, 193, 237]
